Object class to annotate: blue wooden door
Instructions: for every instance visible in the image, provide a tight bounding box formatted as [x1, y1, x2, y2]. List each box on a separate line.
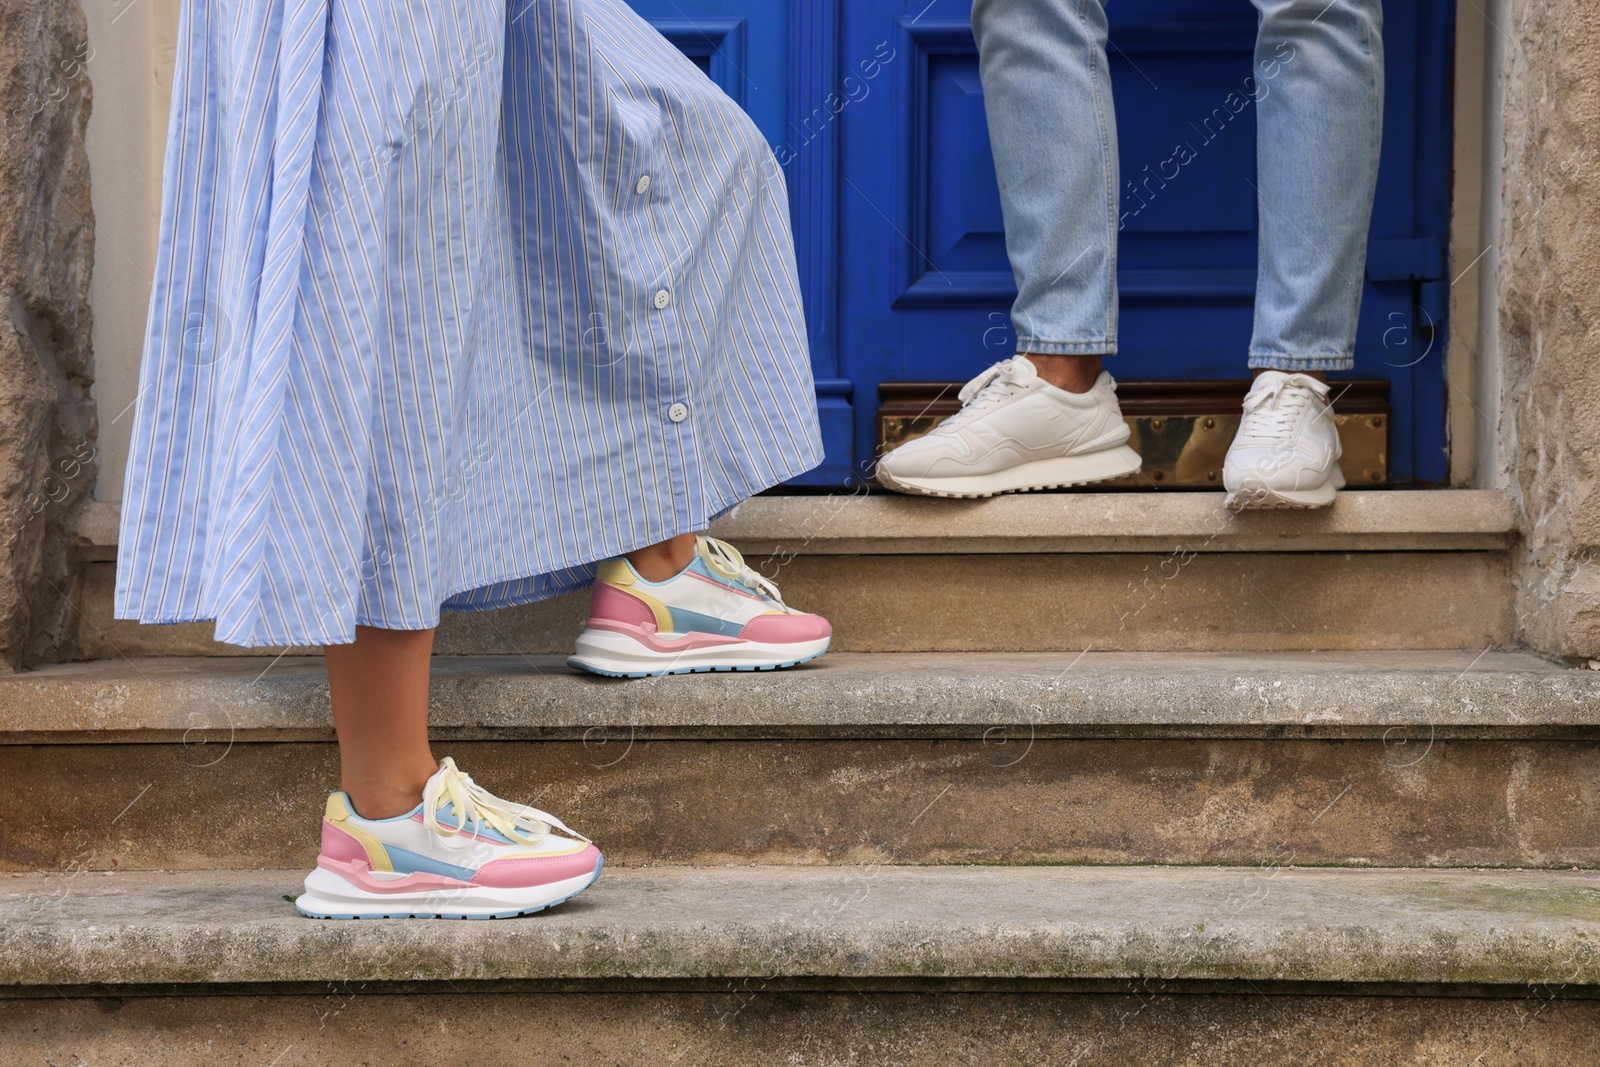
[626, 0, 1454, 486]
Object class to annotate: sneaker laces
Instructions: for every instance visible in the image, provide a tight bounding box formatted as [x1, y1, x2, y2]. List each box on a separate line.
[1237, 374, 1329, 444]
[422, 757, 590, 846]
[696, 535, 788, 607]
[943, 357, 1036, 427]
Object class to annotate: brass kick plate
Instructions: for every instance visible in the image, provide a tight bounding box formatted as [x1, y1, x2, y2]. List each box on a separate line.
[876, 380, 1391, 488]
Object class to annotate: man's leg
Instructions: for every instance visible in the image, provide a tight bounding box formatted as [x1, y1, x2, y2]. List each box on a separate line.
[1249, 0, 1383, 371]
[875, 0, 1140, 498]
[1224, 0, 1383, 511]
[974, 0, 1118, 392]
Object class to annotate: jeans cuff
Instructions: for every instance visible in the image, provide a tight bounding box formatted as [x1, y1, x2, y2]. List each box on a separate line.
[1247, 352, 1355, 372]
[1015, 338, 1117, 356]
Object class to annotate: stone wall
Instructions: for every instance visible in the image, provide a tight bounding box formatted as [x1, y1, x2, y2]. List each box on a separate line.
[0, 1, 97, 670]
[1500, 0, 1600, 659]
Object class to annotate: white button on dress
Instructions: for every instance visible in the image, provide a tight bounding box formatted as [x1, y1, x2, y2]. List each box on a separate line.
[653, 289, 671, 310]
[635, 175, 651, 194]
[668, 402, 689, 423]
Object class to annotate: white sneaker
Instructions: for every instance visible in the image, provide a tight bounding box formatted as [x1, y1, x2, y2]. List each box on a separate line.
[875, 357, 1142, 498]
[1223, 371, 1345, 511]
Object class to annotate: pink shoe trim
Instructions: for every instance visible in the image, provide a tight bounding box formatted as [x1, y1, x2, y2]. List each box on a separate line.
[316, 855, 473, 894]
[738, 612, 831, 644]
[586, 618, 743, 651]
[590, 582, 658, 628]
[472, 845, 603, 888]
[320, 822, 371, 866]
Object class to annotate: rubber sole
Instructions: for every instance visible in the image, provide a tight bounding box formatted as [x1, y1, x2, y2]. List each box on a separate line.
[875, 444, 1143, 499]
[568, 632, 831, 678]
[294, 855, 604, 920]
[1223, 468, 1346, 512]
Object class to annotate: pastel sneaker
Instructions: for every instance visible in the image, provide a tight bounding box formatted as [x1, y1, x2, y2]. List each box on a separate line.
[568, 536, 831, 677]
[1223, 371, 1345, 511]
[875, 356, 1142, 497]
[295, 757, 602, 919]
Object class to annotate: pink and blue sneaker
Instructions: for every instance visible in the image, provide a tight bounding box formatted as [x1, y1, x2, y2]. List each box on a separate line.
[295, 757, 602, 919]
[568, 535, 831, 677]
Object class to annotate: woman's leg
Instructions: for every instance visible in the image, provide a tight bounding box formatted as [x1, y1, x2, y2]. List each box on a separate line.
[325, 625, 439, 819]
[303, 624, 605, 919]
[625, 533, 697, 581]
[323, 528, 694, 817]
[323, 532, 697, 816]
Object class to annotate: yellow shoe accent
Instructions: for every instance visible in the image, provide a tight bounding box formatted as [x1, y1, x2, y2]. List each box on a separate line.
[501, 841, 592, 860]
[595, 558, 637, 587]
[593, 557, 673, 632]
[324, 793, 395, 873]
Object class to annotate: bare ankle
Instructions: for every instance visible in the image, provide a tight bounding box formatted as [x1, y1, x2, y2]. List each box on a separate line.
[343, 766, 435, 820]
[345, 788, 425, 820]
[627, 532, 697, 581]
[1023, 353, 1105, 394]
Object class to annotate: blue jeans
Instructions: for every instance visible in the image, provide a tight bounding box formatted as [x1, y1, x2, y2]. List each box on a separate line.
[972, 0, 1384, 371]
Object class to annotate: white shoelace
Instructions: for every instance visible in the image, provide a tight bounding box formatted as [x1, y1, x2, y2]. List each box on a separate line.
[422, 757, 589, 845]
[697, 535, 788, 608]
[942, 357, 1036, 427]
[1236, 375, 1328, 444]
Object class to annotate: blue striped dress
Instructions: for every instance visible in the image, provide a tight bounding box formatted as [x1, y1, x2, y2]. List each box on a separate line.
[115, 0, 823, 648]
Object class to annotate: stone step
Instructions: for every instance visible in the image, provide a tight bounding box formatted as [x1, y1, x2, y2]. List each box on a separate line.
[68, 492, 1517, 657]
[708, 489, 1518, 555]
[3, 865, 1599, 1065]
[5, 864, 1598, 988]
[5, 651, 1600, 872]
[6, 649, 1597, 742]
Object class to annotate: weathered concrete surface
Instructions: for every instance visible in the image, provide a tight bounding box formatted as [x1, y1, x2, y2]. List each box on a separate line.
[8, 736, 1600, 871]
[3, 866, 1600, 989]
[6, 991, 1600, 1067]
[71, 491, 1519, 562]
[707, 489, 1517, 554]
[73, 549, 1513, 658]
[3, 651, 1595, 741]
[13, 651, 1600, 872]
[1500, 0, 1600, 659]
[0, 0, 98, 670]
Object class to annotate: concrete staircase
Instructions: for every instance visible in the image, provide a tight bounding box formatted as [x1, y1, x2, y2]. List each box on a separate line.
[8, 491, 1600, 1064]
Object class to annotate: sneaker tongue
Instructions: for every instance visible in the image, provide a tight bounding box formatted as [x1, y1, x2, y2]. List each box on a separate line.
[1252, 371, 1329, 399]
[968, 358, 1035, 404]
[1288, 373, 1330, 398]
[1238, 376, 1317, 443]
[1006, 356, 1038, 383]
